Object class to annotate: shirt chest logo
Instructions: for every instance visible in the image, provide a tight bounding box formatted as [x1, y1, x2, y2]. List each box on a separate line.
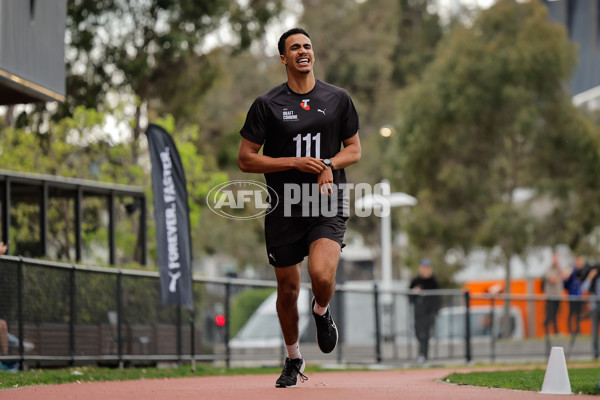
[300, 99, 310, 110]
[282, 108, 298, 121]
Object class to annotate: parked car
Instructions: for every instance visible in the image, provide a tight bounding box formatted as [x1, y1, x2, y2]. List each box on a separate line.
[434, 305, 525, 341]
[229, 288, 311, 349]
[7, 332, 35, 352]
[229, 281, 410, 349]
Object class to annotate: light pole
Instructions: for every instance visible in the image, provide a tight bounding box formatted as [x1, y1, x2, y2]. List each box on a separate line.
[355, 179, 417, 342]
[355, 179, 417, 291]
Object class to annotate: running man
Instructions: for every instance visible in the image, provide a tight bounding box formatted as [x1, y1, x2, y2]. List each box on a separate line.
[238, 27, 361, 387]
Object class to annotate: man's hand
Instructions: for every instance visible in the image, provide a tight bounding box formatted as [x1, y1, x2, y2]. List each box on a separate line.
[0, 241, 6, 256]
[293, 157, 326, 174]
[318, 166, 334, 196]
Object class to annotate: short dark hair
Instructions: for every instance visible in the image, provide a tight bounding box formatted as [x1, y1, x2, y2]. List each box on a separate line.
[278, 27, 310, 55]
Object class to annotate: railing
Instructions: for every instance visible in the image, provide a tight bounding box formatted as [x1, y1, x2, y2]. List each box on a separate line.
[1, 255, 598, 370]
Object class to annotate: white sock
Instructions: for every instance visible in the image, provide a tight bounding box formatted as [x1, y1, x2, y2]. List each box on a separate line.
[286, 342, 302, 360]
[313, 300, 328, 316]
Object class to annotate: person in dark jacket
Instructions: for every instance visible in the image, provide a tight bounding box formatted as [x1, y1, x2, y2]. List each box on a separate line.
[409, 258, 441, 364]
[563, 255, 587, 334]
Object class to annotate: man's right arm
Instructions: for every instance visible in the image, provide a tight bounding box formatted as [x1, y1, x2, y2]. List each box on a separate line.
[238, 138, 326, 174]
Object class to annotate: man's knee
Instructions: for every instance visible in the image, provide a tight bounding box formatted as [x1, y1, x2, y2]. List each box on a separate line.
[310, 273, 335, 292]
[277, 283, 300, 306]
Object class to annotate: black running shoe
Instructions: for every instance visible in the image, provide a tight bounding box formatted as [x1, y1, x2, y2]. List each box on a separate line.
[275, 357, 308, 388]
[312, 297, 338, 353]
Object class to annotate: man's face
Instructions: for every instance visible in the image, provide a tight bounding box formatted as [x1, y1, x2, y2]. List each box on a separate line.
[280, 33, 314, 74]
[419, 265, 433, 278]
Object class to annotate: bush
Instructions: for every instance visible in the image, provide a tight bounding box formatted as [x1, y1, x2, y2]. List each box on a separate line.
[229, 287, 275, 337]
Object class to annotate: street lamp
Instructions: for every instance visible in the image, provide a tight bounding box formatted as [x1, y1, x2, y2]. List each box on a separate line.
[379, 125, 393, 138]
[354, 179, 417, 290]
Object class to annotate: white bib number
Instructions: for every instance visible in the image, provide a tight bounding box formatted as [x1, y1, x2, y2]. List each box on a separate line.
[293, 132, 321, 158]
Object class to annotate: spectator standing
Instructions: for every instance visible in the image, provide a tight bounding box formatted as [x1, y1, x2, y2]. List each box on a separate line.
[409, 258, 441, 364]
[563, 255, 587, 334]
[543, 252, 565, 336]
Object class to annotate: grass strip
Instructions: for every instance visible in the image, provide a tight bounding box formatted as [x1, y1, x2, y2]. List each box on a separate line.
[0, 363, 357, 390]
[444, 367, 600, 395]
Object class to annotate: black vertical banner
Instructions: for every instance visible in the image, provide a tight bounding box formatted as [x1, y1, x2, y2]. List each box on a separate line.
[145, 123, 194, 310]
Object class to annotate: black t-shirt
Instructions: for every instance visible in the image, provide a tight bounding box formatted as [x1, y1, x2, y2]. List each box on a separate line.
[240, 80, 360, 217]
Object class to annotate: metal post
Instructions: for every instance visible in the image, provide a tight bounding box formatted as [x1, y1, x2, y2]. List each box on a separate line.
[406, 293, 413, 360]
[140, 196, 147, 266]
[74, 187, 82, 263]
[374, 283, 382, 363]
[190, 313, 196, 372]
[69, 265, 76, 366]
[464, 291, 472, 364]
[108, 192, 116, 266]
[2, 178, 11, 251]
[17, 257, 24, 371]
[225, 282, 231, 368]
[116, 271, 123, 369]
[490, 296, 495, 363]
[40, 182, 48, 257]
[448, 294, 458, 359]
[176, 306, 182, 364]
[381, 192, 392, 286]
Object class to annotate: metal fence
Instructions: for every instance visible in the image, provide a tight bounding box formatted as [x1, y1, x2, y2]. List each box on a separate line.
[1, 255, 598, 371]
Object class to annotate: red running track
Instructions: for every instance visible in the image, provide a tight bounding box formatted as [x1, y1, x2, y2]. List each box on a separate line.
[1, 368, 597, 400]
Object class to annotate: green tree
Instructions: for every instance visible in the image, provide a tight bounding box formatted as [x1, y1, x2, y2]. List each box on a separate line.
[18, 1, 284, 137]
[395, 0, 596, 322]
[1, 108, 228, 267]
[299, 0, 444, 277]
[301, 0, 442, 136]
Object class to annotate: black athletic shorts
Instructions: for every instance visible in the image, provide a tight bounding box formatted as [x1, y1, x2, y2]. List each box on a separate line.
[264, 214, 347, 267]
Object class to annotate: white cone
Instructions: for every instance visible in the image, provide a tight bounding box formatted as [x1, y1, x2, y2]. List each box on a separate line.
[540, 346, 572, 395]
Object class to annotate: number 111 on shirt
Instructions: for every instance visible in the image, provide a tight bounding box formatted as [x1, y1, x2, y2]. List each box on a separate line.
[293, 132, 321, 158]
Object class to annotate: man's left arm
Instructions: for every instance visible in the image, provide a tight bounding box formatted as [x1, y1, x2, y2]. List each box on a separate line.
[330, 133, 362, 170]
[318, 133, 361, 195]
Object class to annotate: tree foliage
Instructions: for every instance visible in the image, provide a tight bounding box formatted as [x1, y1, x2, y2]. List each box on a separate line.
[395, 0, 600, 277]
[17, 0, 283, 133]
[301, 0, 442, 136]
[0, 107, 227, 267]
